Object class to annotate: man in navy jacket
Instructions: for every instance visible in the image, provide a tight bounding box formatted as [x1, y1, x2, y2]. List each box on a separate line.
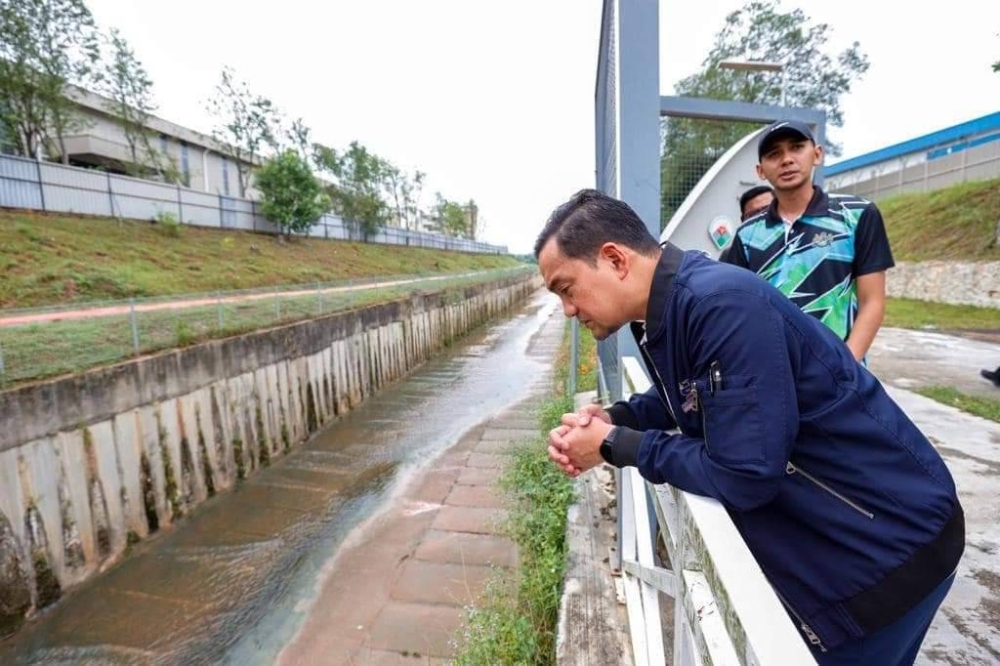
[538, 189, 964, 665]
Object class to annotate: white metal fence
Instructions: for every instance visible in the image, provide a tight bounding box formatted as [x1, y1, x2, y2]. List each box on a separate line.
[0, 153, 507, 254]
[617, 356, 816, 666]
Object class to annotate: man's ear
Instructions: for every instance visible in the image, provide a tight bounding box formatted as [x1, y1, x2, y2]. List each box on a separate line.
[813, 144, 825, 167]
[600, 242, 629, 278]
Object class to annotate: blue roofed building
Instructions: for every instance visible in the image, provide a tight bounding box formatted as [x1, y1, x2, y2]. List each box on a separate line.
[825, 112, 1000, 201]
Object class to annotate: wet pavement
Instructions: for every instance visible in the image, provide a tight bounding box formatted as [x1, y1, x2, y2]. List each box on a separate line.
[0, 291, 564, 665]
[869, 327, 1000, 400]
[868, 328, 1000, 664]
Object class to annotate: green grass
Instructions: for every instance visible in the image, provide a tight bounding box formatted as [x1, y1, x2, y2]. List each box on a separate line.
[884, 297, 1000, 331]
[0, 210, 519, 308]
[879, 178, 1000, 262]
[0, 269, 529, 387]
[915, 386, 1000, 423]
[551, 320, 598, 395]
[453, 321, 586, 664]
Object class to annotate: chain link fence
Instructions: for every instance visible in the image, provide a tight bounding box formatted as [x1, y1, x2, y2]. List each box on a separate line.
[660, 116, 770, 230]
[0, 267, 533, 387]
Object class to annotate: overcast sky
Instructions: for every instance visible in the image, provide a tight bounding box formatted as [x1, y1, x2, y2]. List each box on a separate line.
[84, 0, 1000, 253]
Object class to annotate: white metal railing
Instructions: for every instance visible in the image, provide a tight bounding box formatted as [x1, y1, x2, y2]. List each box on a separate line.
[617, 355, 816, 666]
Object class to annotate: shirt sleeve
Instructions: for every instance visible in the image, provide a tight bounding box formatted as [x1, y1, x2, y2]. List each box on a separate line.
[853, 204, 895, 276]
[721, 232, 750, 269]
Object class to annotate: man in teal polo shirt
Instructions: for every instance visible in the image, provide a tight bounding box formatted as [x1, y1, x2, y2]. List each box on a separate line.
[723, 120, 895, 361]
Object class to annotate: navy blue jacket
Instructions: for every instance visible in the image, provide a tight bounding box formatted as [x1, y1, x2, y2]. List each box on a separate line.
[606, 244, 964, 651]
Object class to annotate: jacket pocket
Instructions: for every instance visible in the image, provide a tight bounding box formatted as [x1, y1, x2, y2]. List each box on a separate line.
[699, 379, 765, 465]
[786, 461, 875, 519]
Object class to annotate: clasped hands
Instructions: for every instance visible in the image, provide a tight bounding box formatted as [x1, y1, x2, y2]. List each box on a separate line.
[547, 403, 613, 478]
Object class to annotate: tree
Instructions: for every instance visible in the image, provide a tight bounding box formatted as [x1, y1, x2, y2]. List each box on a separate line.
[466, 198, 479, 240]
[284, 116, 312, 163]
[313, 140, 390, 239]
[98, 28, 160, 175]
[0, 0, 99, 161]
[434, 194, 471, 239]
[382, 163, 426, 229]
[255, 149, 330, 239]
[205, 66, 279, 197]
[660, 0, 869, 226]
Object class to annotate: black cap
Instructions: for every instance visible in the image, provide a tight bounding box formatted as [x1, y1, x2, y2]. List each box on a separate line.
[758, 120, 816, 160]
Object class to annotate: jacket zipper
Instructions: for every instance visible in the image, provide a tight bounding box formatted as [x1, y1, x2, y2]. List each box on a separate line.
[786, 462, 875, 519]
[771, 584, 827, 653]
[639, 340, 678, 425]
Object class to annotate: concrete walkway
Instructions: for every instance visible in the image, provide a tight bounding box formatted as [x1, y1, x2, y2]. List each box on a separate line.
[865, 328, 1000, 664]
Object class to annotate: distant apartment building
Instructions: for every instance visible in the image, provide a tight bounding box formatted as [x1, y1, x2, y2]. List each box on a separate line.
[49, 86, 258, 198]
[825, 111, 1000, 201]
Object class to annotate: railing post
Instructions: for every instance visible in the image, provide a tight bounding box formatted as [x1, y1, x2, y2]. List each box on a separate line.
[316, 282, 323, 315]
[0, 343, 6, 387]
[35, 157, 46, 211]
[275, 291, 281, 321]
[176, 182, 183, 222]
[129, 298, 140, 355]
[107, 171, 115, 218]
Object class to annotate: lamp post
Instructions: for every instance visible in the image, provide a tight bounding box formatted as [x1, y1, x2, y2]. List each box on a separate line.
[719, 59, 786, 107]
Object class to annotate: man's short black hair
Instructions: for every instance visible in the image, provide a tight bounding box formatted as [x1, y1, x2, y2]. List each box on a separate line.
[534, 189, 660, 263]
[739, 185, 773, 216]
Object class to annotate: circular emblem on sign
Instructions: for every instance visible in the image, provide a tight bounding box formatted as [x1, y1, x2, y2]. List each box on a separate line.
[708, 215, 735, 250]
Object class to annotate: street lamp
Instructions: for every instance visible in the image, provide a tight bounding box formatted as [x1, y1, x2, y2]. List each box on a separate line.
[718, 59, 786, 107]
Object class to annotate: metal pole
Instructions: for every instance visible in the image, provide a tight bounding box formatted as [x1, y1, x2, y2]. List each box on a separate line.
[129, 298, 140, 355]
[35, 157, 46, 211]
[107, 172, 115, 218]
[316, 282, 323, 315]
[569, 317, 579, 396]
[219, 192, 224, 228]
[0, 343, 6, 387]
[275, 291, 281, 321]
[217, 292, 223, 331]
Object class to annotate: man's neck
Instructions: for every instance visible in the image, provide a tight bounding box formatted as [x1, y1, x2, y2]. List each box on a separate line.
[776, 183, 815, 222]
[632, 248, 662, 322]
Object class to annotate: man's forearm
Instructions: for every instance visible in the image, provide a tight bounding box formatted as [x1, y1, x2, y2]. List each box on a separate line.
[846, 303, 885, 360]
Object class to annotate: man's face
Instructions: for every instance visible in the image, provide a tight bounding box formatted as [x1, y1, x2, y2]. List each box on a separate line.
[756, 135, 823, 192]
[741, 191, 774, 221]
[537, 238, 629, 341]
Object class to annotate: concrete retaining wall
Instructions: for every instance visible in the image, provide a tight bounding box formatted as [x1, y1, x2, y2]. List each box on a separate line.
[887, 261, 1000, 309]
[0, 274, 541, 635]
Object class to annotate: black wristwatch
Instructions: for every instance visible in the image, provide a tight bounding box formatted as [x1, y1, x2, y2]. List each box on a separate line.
[599, 425, 619, 464]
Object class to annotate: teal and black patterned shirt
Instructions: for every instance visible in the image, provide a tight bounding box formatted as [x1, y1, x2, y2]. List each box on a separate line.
[722, 186, 894, 341]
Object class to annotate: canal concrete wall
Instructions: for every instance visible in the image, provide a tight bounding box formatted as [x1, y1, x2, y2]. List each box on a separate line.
[0, 273, 542, 636]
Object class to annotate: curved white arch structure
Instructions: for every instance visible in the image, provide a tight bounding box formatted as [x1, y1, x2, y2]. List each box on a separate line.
[660, 127, 768, 258]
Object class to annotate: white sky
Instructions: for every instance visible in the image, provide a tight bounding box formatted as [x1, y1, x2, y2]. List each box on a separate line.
[84, 0, 1000, 253]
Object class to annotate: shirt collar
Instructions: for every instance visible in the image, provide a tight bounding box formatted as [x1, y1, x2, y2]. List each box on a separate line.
[764, 185, 829, 227]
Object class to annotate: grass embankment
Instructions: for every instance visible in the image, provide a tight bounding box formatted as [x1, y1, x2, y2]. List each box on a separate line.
[874, 178, 1000, 331]
[880, 177, 1000, 263]
[454, 321, 597, 664]
[0, 209, 519, 308]
[884, 298, 1000, 331]
[0, 269, 528, 387]
[915, 386, 1000, 424]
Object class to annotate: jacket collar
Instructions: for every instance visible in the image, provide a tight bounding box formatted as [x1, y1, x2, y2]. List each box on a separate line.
[763, 185, 829, 227]
[639, 242, 684, 343]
